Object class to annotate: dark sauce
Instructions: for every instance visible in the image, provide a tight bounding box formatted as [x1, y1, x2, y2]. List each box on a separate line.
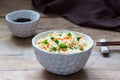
[13, 18, 31, 22]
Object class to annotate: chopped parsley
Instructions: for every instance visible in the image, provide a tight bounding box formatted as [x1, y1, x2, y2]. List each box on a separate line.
[80, 47, 84, 51]
[54, 40, 59, 44]
[77, 37, 80, 41]
[51, 47, 56, 51]
[51, 37, 59, 44]
[51, 37, 54, 40]
[58, 43, 67, 49]
[67, 32, 72, 36]
[59, 33, 62, 36]
[42, 40, 48, 44]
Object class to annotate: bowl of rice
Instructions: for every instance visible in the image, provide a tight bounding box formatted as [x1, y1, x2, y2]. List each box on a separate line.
[32, 30, 93, 75]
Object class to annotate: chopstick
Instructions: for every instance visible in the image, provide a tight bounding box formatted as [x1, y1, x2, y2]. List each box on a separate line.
[96, 41, 120, 46]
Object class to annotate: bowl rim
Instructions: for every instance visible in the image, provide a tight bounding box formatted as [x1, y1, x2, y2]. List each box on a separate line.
[32, 30, 94, 55]
[5, 9, 40, 24]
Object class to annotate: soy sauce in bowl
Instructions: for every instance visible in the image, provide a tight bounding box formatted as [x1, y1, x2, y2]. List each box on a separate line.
[6, 10, 40, 38]
[13, 18, 31, 22]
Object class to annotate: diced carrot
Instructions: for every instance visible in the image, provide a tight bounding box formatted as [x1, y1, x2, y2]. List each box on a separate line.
[80, 35, 83, 39]
[37, 42, 41, 45]
[63, 36, 72, 40]
[42, 46, 47, 50]
[46, 43, 50, 48]
[53, 38, 63, 41]
[56, 38, 63, 40]
[58, 48, 60, 51]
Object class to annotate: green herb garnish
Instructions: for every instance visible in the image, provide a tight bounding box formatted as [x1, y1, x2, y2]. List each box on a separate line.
[51, 47, 56, 51]
[54, 40, 59, 44]
[42, 40, 48, 44]
[58, 43, 67, 49]
[59, 33, 62, 36]
[77, 37, 80, 41]
[80, 47, 83, 51]
[51, 37, 54, 40]
[67, 32, 72, 36]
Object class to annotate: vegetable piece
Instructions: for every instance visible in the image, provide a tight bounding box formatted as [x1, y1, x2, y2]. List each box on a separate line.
[80, 47, 83, 51]
[51, 37, 54, 40]
[37, 42, 41, 45]
[54, 40, 59, 44]
[67, 32, 72, 36]
[80, 35, 83, 39]
[42, 40, 48, 44]
[63, 36, 71, 39]
[58, 43, 67, 49]
[78, 44, 84, 51]
[42, 46, 47, 50]
[51, 47, 56, 51]
[77, 37, 80, 41]
[55, 38, 63, 40]
[51, 36, 60, 44]
[59, 33, 62, 36]
[46, 43, 50, 48]
[77, 35, 82, 41]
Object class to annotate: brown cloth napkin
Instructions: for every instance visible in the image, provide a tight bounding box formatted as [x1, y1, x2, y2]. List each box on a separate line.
[32, 0, 120, 31]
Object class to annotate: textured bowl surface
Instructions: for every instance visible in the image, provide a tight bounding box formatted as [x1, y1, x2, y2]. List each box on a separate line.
[32, 30, 93, 75]
[6, 10, 40, 38]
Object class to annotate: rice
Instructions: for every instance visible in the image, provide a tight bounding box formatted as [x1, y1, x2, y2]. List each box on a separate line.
[36, 32, 90, 54]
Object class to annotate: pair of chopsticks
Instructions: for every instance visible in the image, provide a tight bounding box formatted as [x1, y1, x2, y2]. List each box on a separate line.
[96, 41, 120, 46]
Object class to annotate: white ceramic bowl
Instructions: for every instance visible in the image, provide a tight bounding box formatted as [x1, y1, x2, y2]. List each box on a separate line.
[6, 10, 40, 38]
[32, 30, 93, 75]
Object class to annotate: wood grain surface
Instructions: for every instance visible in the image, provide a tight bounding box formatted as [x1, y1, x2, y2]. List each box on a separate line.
[0, 0, 120, 80]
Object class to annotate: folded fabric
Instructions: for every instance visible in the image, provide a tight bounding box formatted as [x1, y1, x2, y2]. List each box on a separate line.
[32, 0, 120, 31]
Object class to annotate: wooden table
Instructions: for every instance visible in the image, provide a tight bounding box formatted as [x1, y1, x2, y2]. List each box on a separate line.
[0, 0, 120, 80]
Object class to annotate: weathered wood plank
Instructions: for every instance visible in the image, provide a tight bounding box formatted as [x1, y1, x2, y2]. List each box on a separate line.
[0, 17, 120, 80]
[0, 70, 120, 80]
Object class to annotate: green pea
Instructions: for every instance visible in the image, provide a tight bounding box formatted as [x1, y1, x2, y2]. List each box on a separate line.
[51, 47, 56, 51]
[58, 43, 67, 49]
[77, 37, 80, 41]
[54, 40, 59, 44]
[42, 40, 48, 44]
[67, 32, 72, 36]
[51, 37, 54, 40]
